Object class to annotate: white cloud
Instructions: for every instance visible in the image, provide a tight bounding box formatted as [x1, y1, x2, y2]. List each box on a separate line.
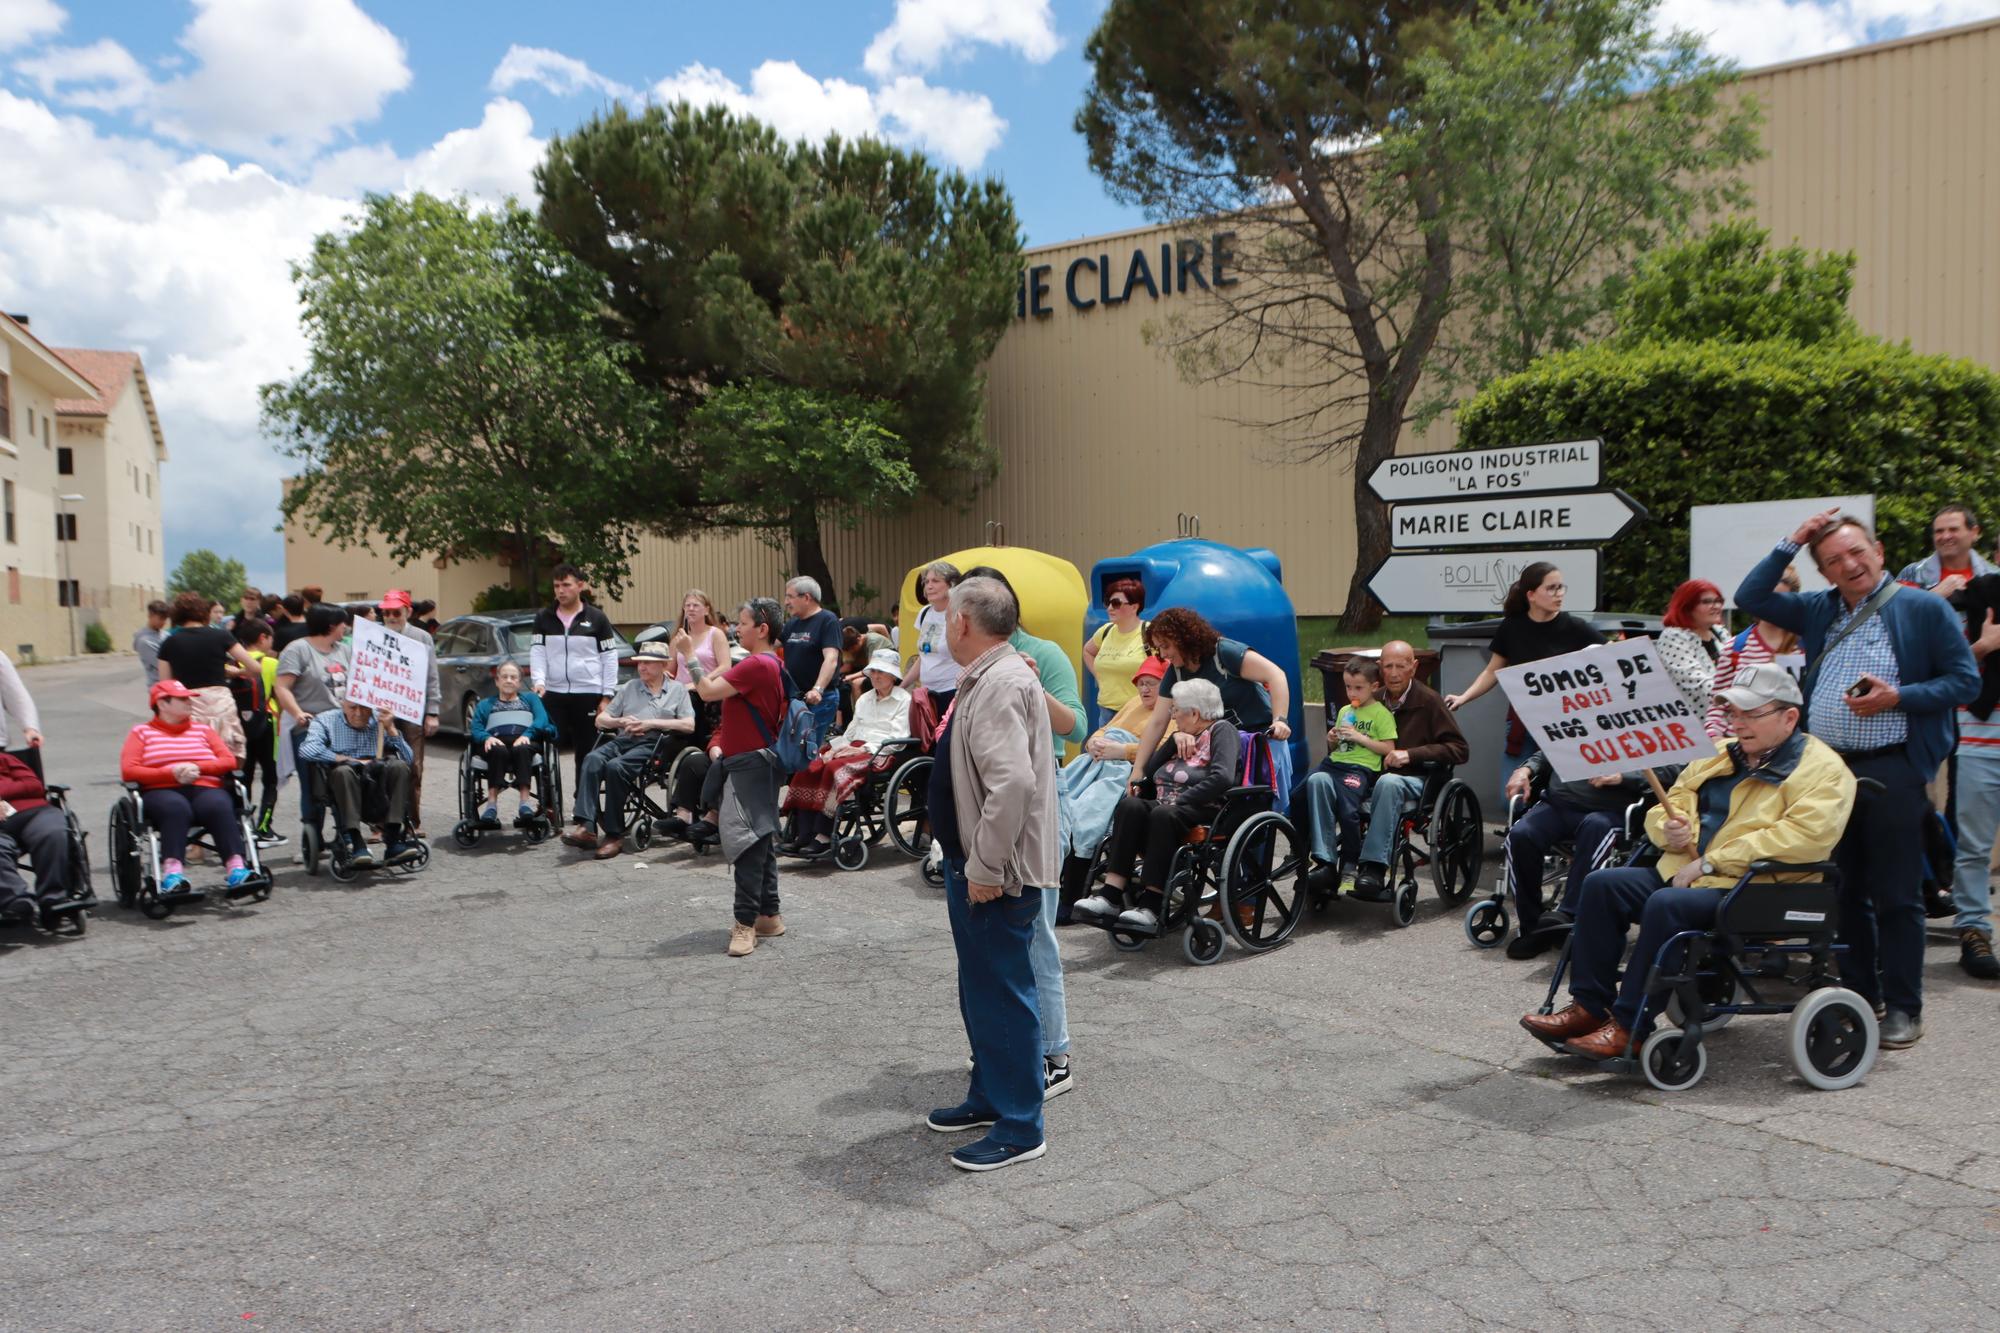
[862, 0, 1061, 77]
[490, 44, 636, 101]
[874, 77, 1007, 169]
[654, 60, 879, 145]
[149, 0, 412, 161]
[1657, 1, 2000, 68]
[0, 0, 65, 52]
[304, 99, 545, 202]
[14, 38, 152, 112]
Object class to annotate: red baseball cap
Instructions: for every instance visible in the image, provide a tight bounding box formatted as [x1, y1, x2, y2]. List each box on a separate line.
[379, 589, 413, 611]
[149, 679, 195, 708]
[1133, 656, 1168, 682]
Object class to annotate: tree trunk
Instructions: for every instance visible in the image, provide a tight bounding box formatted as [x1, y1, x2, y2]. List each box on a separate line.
[790, 507, 837, 612]
[1340, 398, 1400, 635]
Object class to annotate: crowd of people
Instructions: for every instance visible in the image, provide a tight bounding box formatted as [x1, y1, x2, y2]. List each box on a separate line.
[3, 503, 1998, 1171]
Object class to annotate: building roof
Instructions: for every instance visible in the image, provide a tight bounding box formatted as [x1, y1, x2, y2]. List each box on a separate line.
[0, 310, 101, 399]
[51, 346, 169, 459]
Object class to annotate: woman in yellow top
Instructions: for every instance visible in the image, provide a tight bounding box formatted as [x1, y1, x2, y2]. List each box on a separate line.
[1080, 657, 1174, 764]
[1083, 577, 1151, 727]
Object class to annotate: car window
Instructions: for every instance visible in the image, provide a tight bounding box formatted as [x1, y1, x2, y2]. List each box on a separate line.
[506, 625, 534, 656]
[434, 623, 468, 655]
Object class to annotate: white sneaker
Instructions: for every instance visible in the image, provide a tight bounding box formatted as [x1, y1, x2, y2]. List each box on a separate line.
[1043, 1058, 1074, 1100]
[1072, 893, 1118, 921]
[1115, 905, 1159, 932]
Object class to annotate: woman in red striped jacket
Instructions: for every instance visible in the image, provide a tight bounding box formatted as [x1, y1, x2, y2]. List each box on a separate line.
[120, 679, 250, 899]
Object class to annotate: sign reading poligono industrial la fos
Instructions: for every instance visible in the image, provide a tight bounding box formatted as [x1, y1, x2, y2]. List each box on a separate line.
[1017, 232, 1241, 319]
[1367, 439, 1602, 501]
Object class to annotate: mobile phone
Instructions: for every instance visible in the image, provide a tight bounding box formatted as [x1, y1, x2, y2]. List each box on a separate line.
[1848, 678, 1874, 698]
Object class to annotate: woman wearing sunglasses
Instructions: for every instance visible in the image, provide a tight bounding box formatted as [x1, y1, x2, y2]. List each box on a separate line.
[1083, 578, 1150, 728]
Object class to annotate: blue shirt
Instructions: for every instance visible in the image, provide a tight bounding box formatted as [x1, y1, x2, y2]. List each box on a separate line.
[1805, 575, 1908, 753]
[300, 709, 414, 765]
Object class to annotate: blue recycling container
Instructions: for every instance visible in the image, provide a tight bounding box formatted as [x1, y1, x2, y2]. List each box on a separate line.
[1084, 539, 1307, 775]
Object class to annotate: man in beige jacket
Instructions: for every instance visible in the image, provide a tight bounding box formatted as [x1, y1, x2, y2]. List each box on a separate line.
[922, 577, 1058, 1172]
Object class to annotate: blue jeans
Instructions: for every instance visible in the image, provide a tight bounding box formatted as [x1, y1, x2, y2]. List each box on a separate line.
[941, 857, 1044, 1148]
[807, 694, 840, 750]
[1296, 762, 1374, 867]
[1568, 866, 1719, 1034]
[1357, 772, 1426, 868]
[1505, 796, 1623, 928]
[1950, 749, 1999, 937]
[1029, 884, 1069, 1057]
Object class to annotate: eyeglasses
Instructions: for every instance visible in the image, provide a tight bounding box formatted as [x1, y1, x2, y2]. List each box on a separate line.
[1730, 703, 1789, 721]
[1697, 596, 1725, 606]
[1539, 583, 1566, 594]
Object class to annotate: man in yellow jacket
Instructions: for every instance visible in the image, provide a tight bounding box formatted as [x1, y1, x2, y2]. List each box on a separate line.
[1522, 664, 1857, 1059]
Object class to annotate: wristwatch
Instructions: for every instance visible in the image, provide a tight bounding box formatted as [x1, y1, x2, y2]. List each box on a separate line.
[1700, 858, 1715, 877]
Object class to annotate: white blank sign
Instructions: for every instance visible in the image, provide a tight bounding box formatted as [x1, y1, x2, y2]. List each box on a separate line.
[1689, 495, 1875, 609]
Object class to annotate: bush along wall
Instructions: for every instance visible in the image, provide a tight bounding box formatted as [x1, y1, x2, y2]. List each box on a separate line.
[1457, 336, 2000, 614]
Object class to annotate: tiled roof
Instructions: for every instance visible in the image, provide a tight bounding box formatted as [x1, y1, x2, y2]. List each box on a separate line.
[51, 348, 140, 417]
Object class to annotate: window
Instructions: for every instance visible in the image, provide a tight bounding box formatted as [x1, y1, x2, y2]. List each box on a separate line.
[57, 446, 72, 475]
[2, 480, 13, 543]
[55, 512, 77, 542]
[145, 472, 152, 498]
[57, 578, 81, 607]
[5, 566, 17, 603]
[25, 407, 34, 434]
[0, 371, 10, 440]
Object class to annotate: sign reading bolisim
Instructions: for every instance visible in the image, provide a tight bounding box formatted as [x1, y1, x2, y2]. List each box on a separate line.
[1018, 232, 1240, 319]
[1497, 638, 1717, 783]
[346, 618, 430, 727]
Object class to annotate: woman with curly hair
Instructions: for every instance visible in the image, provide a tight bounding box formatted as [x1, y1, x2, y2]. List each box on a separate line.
[1127, 607, 1291, 789]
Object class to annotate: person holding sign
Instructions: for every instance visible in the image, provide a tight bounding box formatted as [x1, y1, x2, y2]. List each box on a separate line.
[379, 591, 441, 835]
[1442, 563, 1604, 784]
[298, 692, 419, 870]
[1521, 665, 1856, 1059]
[1737, 510, 1980, 1050]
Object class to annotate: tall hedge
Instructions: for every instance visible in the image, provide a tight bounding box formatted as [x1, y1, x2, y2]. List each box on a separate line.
[1456, 336, 2000, 613]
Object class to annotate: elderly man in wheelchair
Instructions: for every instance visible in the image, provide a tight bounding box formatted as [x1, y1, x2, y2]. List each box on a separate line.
[1522, 664, 1858, 1068]
[0, 748, 88, 932]
[561, 642, 695, 861]
[298, 691, 421, 871]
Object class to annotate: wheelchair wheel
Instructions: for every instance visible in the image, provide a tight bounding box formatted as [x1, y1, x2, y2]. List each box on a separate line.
[1786, 987, 1878, 1091]
[1640, 1027, 1708, 1092]
[1665, 968, 1739, 1032]
[1219, 810, 1305, 951]
[1391, 876, 1419, 928]
[1429, 780, 1483, 904]
[833, 836, 869, 872]
[885, 755, 933, 859]
[625, 792, 654, 852]
[108, 798, 143, 908]
[301, 824, 323, 877]
[1109, 930, 1147, 952]
[1463, 898, 1508, 949]
[452, 820, 480, 848]
[1182, 917, 1225, 966]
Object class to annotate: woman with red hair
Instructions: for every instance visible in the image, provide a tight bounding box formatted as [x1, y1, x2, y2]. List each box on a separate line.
[1657, 579, 1728, 720]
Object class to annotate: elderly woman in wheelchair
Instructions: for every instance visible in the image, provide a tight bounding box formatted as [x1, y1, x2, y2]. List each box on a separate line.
[118, 679, 257, 903]
[1521, 664, 1872, 1089]
[1072, 678, 1240, 933]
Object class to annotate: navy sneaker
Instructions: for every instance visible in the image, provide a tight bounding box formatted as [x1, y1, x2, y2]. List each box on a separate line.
[925, 1103, 997, 1134]
[950, 1136, 1047, 1172]
[1043, 1057, 1074, 1101]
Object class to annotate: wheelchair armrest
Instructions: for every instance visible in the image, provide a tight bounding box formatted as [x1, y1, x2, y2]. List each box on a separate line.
[121, 780, 142, 793]
[1744, 859, 1841, 880]
[43, 783, 68, 796]
[1854, 776, 1885, 797]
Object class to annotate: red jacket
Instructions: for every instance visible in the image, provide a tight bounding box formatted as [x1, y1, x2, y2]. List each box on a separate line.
[120, 718, 236, 790]
[0, 753, 48, 810]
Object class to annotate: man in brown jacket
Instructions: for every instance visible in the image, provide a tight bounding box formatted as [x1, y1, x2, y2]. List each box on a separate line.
[1351, 641, 1471, 898]
[922, 576, 1057, 1172]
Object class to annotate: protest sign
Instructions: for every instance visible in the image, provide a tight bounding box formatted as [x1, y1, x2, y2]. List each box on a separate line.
[346, 617, 430, 726]
[1497, 638, 1717, 785]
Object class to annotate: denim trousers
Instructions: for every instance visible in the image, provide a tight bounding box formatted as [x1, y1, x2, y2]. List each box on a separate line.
[1029, 883, 1070, 1057]
[1297, 762, 1374, 867]
[1505, 796, 1624, 927]
[1950, 749, 1999, 937]
[807, 694, 841, 750]
[1567, 866, 1719, 1034]
[1356, 772, 1425, 867]
[942, 857, 1044, 1148]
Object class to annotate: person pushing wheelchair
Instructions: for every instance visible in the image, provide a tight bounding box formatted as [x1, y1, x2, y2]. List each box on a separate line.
[1521, 664, 1856, 1059]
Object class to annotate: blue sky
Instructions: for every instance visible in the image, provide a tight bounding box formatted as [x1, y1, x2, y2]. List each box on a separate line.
[2, 0, 1994, 592]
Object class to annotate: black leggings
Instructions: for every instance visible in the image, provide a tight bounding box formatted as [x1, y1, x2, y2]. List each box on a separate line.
[1102, 794, 1204, 894]
[480, 739, 536, 791]
[242, 715, 277, 832]
[142, 785, 244, 864]
[544, 692, 603, 793]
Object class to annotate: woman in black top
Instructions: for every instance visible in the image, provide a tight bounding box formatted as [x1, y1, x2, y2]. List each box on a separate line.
[1442, 562, 1605, 781]
[156, 591, 259, 761]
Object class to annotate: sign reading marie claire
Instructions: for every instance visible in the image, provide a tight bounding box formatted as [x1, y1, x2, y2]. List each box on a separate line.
[345, 618, 431, 726]
[1497, 639, 1717, 783]
[1018, 231, 1240, 319]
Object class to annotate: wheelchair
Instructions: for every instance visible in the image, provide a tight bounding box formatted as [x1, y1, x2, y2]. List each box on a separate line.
[108, 774, 274, 918]
[602, 733, 702, 855]
[1, 748, 93, 936]
[298, 760, 430, 882]
[1529, 859, 1880, 1093]
[1075, 781, 1309, 966]
[451, 733, 564, 847]
[1463, 768, 1653, 949]
[777, 735, 928, 872]
[1306, 762, 1483, 928]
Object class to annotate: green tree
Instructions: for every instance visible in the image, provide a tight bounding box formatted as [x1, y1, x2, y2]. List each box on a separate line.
[1612, 218, 1856, 347]
[1078, 0, 1760, 629]
[261, 193, 661, 600]
[536, 104, 1021, 597]
[168, 548, 247, 605]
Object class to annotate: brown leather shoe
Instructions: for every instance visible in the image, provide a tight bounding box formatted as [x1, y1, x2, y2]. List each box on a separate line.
[755, 913, 786, 937]
[1564, 1019, 1636, 1061]
[1520, 1003, 1603, 1042]
[593, 837, 624, 860]
[561, 824, 599, 849]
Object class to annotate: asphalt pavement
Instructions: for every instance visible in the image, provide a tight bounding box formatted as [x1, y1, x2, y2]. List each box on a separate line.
[4, 656, 1998, 1330]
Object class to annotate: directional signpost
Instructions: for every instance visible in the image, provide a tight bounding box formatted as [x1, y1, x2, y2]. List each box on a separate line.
[1388, 490, 1643, 549]
[1364, 437, 1641, 615]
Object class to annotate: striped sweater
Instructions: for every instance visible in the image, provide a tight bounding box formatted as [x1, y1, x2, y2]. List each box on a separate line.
[120, 718, 236, 790]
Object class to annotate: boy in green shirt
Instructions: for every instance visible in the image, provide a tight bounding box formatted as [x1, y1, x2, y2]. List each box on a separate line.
[1301, 657, 1398, 896]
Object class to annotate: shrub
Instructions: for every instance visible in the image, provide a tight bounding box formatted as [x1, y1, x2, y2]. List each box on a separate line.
[1458, 336, 2000, 613]
[85, 621, 112, 654]
[471, 583, 535, 614]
